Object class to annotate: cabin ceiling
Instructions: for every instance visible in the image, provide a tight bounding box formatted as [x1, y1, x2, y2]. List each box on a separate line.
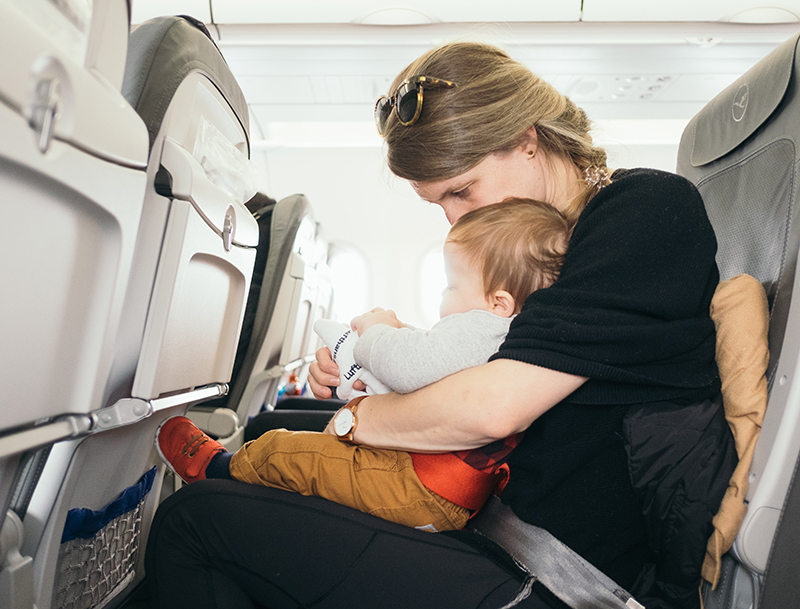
[131, 2, 800, 148]
[134, 1, 800, 25]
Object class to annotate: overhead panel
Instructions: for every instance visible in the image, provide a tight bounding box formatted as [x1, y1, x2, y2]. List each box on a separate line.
[211, 1, 581, 25]
[239, 32, 785, 131]
[583, 0, 800, 22]
[236, 75, 315, 104]
[130, 0, 212, 25]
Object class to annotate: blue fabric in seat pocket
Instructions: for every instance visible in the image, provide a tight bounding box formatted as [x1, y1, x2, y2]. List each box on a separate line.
[61, 467, 157, 543]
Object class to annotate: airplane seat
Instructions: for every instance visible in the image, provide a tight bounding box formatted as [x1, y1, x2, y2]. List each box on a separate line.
[0, 0, 149, 606]
[185, 190, 278, 437]
[676, 30, 800, 609]
[109, 14, 258, 405]
[190, 192, 336, 451]
[18, 14, 259, 609]
[243, 223, 339, 440]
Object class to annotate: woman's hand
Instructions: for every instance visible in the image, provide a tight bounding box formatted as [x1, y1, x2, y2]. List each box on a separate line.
[351, 307, 404, 336]
[307, 347, 340, 400]
[309, 307, 403, 399]
[308, 346, 367, 399]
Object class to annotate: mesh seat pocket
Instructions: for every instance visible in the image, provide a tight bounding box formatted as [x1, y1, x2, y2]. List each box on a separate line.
[54, 467, 156, 609]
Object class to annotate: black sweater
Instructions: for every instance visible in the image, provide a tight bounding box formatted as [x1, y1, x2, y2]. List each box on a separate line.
[491, 169, 723, 594]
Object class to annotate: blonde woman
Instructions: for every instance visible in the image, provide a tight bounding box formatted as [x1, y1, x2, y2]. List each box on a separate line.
[147, 43, 736, 609]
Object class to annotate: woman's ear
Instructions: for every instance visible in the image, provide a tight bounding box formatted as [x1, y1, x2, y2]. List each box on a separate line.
[490, 290, 516, 318]
[521, 127, 538, 159]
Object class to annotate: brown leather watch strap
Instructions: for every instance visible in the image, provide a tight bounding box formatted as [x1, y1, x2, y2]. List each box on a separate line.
[334, 395, 369, 443]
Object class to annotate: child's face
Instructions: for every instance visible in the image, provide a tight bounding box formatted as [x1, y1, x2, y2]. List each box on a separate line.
[439, 242, 494, 318]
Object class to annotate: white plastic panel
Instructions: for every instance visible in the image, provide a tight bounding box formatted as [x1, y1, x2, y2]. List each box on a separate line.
[102, 70, 257, 405]
[239, 251, 332, 416]
[583, 0, 800, 22]
[307, 263, 334, 357]
[0, 0, 148, 168]
[283, 264, 321, 363]
[736, 505, 782, 572]
[155, 73, 250, 175]
[130, 73, 258, 400]
[5, 0, 90, 65]
[234, 253, 308, 419]
[0, 103, 146, 430]
[163, 139, 259, 246]
[253, 253, 308, 375]
[211, 0, 581, 24]
[84, 0, 131, 91]
[132, 197, 255, 399]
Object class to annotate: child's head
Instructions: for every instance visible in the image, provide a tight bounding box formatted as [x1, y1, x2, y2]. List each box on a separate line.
[440, 198, 571, 318]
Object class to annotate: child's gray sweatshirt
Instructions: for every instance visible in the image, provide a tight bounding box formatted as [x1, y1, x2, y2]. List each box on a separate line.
[352, 309, 512, 394]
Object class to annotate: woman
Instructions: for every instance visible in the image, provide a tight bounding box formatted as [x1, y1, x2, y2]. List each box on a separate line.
[146, 42, 735, 609]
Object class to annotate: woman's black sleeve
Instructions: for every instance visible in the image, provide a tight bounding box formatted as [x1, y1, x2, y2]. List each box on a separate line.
[492, 169, 720, 404]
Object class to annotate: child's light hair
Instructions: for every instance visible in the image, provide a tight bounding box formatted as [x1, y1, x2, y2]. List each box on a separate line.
[446, 198, 572, 313]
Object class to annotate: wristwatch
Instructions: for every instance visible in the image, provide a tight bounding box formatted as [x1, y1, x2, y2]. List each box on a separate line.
[332, 396, 368, 443]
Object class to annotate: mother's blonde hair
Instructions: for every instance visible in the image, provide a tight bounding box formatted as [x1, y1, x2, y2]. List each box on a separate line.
[383, 42, 609, 220]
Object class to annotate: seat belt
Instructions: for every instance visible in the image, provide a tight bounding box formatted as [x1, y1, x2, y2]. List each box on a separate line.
[467, 496, 645, 609]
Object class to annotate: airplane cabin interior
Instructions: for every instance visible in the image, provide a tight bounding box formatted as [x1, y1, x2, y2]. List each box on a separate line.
[2, 1, 800, 608]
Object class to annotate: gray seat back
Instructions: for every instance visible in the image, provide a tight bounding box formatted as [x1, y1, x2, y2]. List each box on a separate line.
[677, 31, 800, 606]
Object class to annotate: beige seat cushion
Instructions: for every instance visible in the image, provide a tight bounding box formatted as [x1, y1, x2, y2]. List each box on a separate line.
[703, 274, 769, 587]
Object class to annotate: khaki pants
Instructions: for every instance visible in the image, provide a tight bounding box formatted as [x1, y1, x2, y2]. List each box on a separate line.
[229, 429, 471, 532]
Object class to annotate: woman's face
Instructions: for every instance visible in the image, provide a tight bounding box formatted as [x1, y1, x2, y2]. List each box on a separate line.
[411, 143, 547, 225]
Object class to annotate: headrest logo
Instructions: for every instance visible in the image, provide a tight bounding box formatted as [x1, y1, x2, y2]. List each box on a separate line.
[732, 84, 749, 123]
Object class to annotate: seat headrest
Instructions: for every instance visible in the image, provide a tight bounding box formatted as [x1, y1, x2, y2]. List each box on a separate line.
[687, 33, 799, 167]
[122, 15, 250, 153]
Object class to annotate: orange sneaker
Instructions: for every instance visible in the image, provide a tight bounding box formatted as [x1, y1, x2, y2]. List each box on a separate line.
[155, 416, 225, 483]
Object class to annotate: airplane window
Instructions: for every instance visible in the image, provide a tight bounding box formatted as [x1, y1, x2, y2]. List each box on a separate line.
[328, 242, 370, 324]
[418, 245, 446, 328]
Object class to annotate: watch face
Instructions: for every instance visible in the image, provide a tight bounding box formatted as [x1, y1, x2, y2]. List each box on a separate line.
[334, 409, 354, 436]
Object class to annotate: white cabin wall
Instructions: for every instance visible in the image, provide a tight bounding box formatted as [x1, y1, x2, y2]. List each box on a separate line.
[605, 143, 683, 173]
[596, 118, 691, 173]
[258, 145, 450, 328]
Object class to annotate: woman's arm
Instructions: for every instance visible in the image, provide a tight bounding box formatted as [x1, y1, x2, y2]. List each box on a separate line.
[328, 359, 586, 452]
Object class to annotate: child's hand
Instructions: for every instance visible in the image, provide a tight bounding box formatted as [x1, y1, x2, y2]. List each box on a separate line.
[351, 308, 403, 336]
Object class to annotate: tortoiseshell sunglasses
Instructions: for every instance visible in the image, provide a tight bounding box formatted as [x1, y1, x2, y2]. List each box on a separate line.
[374, 75, 459, 136]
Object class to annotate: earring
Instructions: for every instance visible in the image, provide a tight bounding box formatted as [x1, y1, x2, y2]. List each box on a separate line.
[527, 150, 535, 158]
[583, 165, 609, 189]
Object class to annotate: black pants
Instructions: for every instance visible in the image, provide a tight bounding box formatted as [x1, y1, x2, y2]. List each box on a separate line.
[145, 479, 558, 609]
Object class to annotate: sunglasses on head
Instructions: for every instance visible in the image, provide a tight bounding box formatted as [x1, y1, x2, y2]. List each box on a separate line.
[374, 75, 459, 136]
